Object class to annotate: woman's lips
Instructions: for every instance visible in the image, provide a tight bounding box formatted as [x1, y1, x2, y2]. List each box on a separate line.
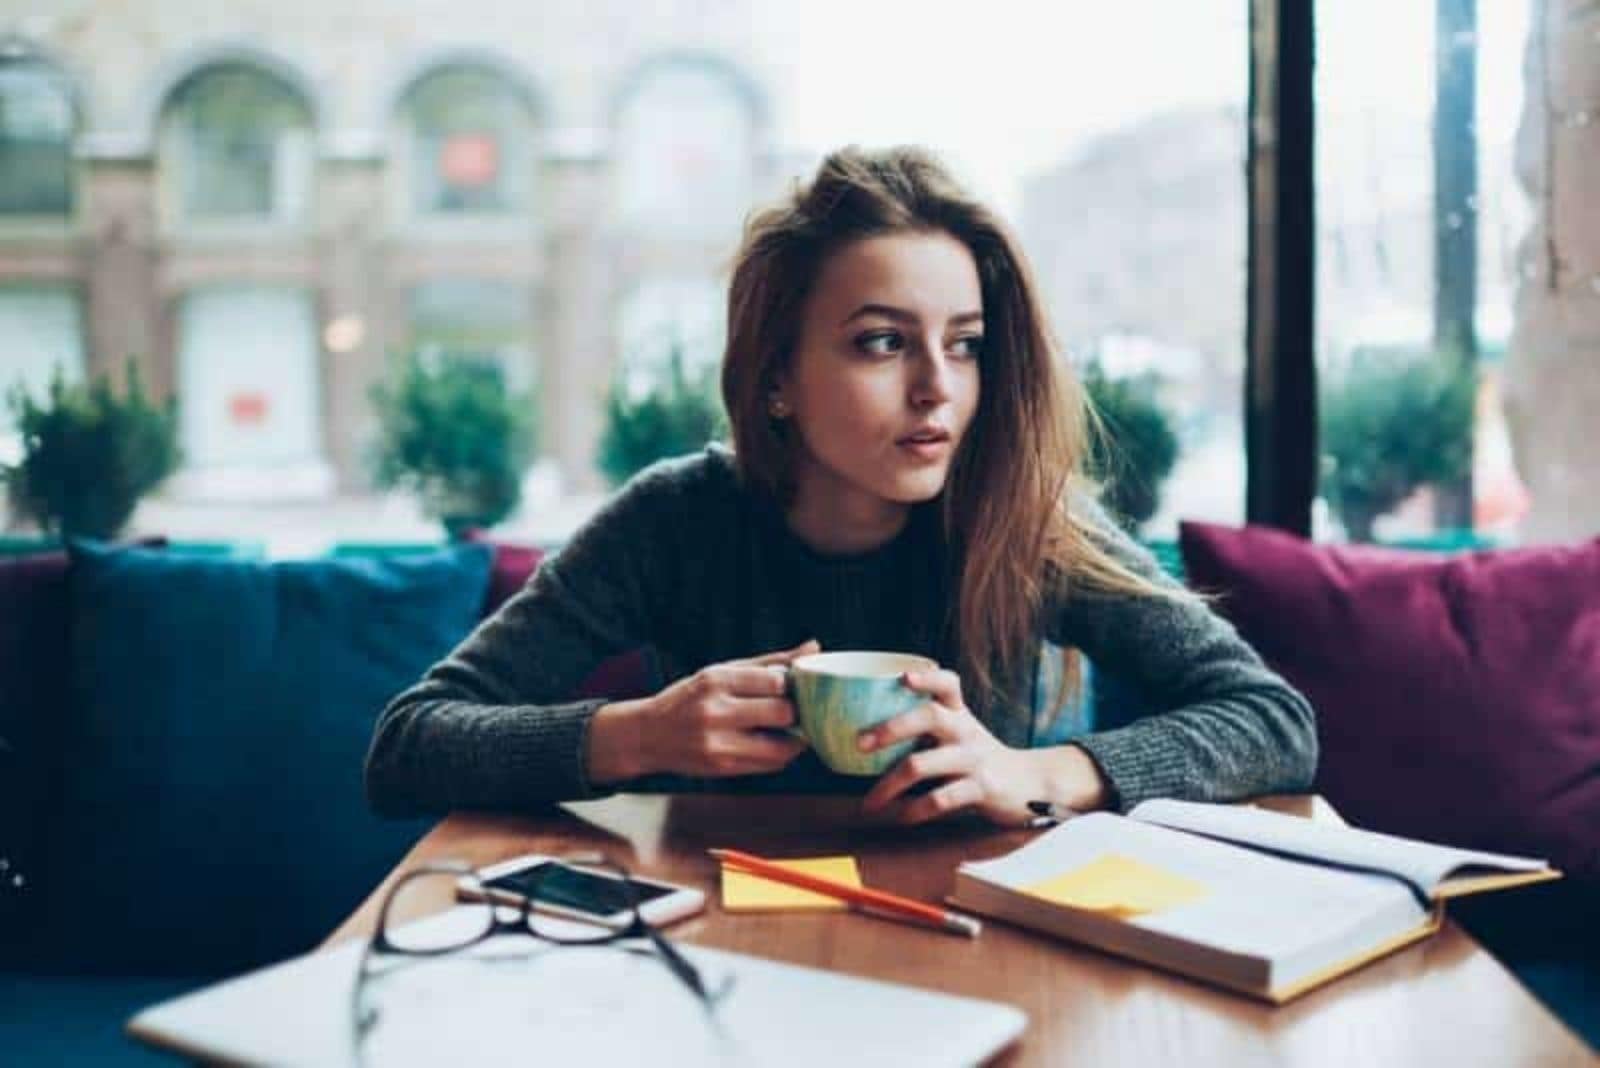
[897, 438, 951, 461]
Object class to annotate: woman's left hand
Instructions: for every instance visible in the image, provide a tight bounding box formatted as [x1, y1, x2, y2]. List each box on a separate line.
[857, 668, 1055, 826]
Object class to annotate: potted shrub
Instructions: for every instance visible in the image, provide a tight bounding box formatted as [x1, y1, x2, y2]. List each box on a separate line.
[2, 361, 180, 540]
[1320, 349, 1474, 542]
[1082, 361, 1180, 534]
[598, 342, 726, 487]
[369, 351, 537, 539]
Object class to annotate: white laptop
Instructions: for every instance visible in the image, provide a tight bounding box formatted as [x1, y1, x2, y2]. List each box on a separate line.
[128, 906, 1026, 1066]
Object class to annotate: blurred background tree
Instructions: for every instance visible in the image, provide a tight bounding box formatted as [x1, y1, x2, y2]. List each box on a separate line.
[1319, 347, 1475, 542]
[1082, 361, 1180, 534]
[369, 352, 536, 538]
[2, 361, 179, 540]
[598, 341, 726, 486]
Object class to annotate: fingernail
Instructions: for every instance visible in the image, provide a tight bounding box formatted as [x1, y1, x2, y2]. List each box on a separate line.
[857, 731, 875, 752]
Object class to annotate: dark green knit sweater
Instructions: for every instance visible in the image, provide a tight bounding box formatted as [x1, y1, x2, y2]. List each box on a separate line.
[366, 445, 1316, 816]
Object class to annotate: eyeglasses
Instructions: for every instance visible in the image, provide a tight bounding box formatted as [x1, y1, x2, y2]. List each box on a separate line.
[350, 854, 731, 1062]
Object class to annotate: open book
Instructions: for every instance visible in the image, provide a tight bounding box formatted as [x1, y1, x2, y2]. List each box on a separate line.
[949, 799, 1559, 1003]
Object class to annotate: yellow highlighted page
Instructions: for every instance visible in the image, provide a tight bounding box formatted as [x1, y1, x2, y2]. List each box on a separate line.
[720, 856, 862, 912]
[1022, 853, 1209, 919]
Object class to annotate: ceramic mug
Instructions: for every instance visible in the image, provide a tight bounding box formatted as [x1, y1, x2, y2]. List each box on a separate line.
[786, 651, 939, 775]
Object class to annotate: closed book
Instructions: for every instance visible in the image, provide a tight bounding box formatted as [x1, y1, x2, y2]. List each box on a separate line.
[949, 799, 1558, 1003]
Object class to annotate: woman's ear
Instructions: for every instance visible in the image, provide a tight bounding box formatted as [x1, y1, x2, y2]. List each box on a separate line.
[766, 372, 791, 419]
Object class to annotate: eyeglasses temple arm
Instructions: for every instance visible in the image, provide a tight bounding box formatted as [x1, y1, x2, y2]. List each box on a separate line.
[641, 924, 713, 1003]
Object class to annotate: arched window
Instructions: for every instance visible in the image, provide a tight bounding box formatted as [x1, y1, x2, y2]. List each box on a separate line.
[399, 66, 535, 218]
[0, 57, 75, 216]
[160, 63, 313, 223]
[615, 60, 757, 241]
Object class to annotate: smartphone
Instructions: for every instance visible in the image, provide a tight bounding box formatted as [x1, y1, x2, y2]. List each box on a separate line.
[459, 854, 705, 929]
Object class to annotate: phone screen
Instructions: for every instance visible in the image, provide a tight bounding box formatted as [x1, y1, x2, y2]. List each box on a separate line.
[483, 862, 677, 916]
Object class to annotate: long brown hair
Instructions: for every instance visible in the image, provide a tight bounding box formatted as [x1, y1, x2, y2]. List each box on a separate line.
[722, 145, 1175, 719]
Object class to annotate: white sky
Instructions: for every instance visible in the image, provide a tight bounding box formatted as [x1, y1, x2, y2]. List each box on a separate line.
[759, 0, 1532, 219]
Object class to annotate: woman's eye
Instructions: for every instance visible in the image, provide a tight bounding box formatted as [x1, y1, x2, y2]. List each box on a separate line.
[950, 334, 985, 360]
[856, 331, 904, 356]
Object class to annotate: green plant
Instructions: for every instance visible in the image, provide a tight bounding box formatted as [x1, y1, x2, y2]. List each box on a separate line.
[1320, 348, 1475, 542]
[2, 361, 180, 540]
[1082, 362, 1180, 533]
[598, 343, 726, 487]
[369, 351, 536, 538]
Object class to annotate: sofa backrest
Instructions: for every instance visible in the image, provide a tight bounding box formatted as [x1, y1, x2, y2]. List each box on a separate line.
[15, 541, 492, 975]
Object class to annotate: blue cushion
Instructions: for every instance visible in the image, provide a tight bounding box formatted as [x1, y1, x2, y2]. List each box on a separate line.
[0, 973, 206, 1065]
[35, 541, 491, 974]
[1511, 960, 1600, 1053]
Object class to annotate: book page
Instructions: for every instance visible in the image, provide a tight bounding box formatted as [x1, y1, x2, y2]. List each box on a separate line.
[1128, 799, 1549, 894]
[960, 813, 1426, 973]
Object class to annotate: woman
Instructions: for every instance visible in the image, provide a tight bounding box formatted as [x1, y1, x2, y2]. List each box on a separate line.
[366, 146, 1316, 826]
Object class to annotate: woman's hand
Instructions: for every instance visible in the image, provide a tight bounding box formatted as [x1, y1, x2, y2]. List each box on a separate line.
[858, 667, 1109, 826]
[586, 640, 818, 783]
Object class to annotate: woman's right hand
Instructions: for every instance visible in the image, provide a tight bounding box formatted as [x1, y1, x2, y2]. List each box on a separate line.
[585, 640, 818, 783]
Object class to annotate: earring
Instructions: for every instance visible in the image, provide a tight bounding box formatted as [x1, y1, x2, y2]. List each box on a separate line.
[768, 399, 789, 418]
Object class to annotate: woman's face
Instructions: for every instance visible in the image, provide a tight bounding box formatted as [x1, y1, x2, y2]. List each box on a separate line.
[773, 230, 983, 540]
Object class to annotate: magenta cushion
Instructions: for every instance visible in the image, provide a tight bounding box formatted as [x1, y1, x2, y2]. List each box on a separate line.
[1179, 521, 1600, 882]
[468, 535, 655, 701]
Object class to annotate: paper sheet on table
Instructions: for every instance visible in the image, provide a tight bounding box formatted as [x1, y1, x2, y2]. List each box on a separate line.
[721, 856, 862, 911]
[1022, 853, 1209, 919]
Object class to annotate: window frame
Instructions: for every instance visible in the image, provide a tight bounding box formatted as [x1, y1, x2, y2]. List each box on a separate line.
[1246, 0, 1318, 535]
[390, 64, 541, 237]
[155, 62, 318, 240]
[0, 52, 82, 236]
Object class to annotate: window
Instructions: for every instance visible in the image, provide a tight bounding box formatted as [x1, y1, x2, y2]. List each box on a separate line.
[176, 286, 323, 482]
[0, 284, 84, 399]
[1315, 1, 1530, 544]
[409, 279, 536, 388]
[616, 277, 724, 398]
[0, 57, 74, 217]
[400, 67, 535, 218]
[1010, 24, 1247, 537]
[161, 64, 314, 224]
[614, 60, 757, 242]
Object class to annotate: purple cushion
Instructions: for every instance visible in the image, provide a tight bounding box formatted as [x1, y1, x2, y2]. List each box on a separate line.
[0, 551, 71, 938]
[466, 534, 655, 701]
[1180, 521, 1600, 883]
[463, 531, 545, 615]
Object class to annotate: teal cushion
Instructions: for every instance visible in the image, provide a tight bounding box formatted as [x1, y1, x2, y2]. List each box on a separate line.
[38, 541, 491, 974]
[0, 974, 206, 1065]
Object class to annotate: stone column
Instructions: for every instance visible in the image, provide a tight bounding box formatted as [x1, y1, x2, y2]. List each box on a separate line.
[314, 158, 386, 491]
[543, 154, 616, 492]
[80, 160, 162, 394]
[1505, 0, 1600, 540]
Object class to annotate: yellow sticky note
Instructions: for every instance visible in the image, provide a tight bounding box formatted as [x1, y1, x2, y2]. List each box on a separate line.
[720, 856, 862, 912]
[1022, 853, 1208, 919]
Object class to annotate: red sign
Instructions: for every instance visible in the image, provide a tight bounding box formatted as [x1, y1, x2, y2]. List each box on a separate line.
[228, 392, 269, 426]
[440, 134, 500, 188]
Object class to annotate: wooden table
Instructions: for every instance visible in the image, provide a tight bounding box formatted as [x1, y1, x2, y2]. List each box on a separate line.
[326, 795, 1595, 1067]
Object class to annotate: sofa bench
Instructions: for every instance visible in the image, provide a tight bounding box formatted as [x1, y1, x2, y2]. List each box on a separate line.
[2, 528, 1594, 1061]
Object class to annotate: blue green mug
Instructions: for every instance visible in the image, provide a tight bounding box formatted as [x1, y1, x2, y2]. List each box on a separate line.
[786, 651, 939, 776]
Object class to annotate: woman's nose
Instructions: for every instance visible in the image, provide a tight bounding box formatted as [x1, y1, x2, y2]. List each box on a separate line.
[909, 347, 954, 407]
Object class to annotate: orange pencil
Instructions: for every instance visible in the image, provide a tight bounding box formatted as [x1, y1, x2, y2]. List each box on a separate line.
[710, 847, 981, 938]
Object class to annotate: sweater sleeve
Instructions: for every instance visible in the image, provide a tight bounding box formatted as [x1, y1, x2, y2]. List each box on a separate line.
[364, 462, 685, 817]
[1048, 499, 1319, 811]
